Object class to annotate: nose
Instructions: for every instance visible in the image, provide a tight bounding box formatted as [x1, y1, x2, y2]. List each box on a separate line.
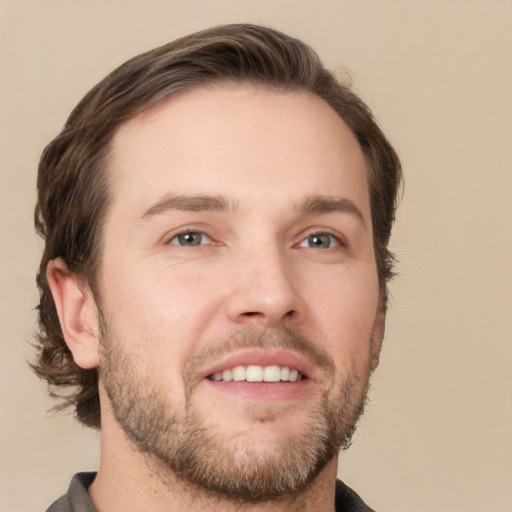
[225, 245, 306, 327]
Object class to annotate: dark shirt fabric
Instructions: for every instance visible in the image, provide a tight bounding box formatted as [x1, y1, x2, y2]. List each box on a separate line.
[334, 479, 377, 512]
[45, 472, 376, 512]
[45, 473, 97, 512]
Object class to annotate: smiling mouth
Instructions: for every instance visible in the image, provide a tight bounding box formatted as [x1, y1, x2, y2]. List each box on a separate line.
[208, 365, 304, 383]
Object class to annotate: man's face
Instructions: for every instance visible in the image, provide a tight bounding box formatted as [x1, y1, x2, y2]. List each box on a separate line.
[96, 85, 383, 499]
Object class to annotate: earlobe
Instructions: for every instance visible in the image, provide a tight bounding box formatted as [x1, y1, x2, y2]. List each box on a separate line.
[47, 258, 100, 369]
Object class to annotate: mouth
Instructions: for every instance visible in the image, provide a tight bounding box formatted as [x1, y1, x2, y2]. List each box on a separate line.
[208, 364, 304, 383]
[198, 349, 313, 402]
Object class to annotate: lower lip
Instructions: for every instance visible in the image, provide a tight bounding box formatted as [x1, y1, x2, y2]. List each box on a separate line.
[203, 378, 311, 402]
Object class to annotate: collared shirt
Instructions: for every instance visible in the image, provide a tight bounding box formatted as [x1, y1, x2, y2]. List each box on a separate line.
[45, 472, 376, 512]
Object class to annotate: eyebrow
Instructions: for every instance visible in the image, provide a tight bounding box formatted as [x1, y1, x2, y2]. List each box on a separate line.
[297, 195, 366, 227]
[142, 193, 231, 219]
[141, 192, 366, 227]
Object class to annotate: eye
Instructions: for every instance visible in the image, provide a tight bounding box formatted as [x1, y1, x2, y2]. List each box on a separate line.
[169, 231, 211, 246]
[299, 233, 340, 249]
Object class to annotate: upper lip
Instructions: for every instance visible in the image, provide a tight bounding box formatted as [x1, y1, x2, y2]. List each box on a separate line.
[198, 349, 315, 382]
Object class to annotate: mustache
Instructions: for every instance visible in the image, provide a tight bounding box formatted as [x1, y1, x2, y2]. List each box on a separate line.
[182, 325, 336, 387]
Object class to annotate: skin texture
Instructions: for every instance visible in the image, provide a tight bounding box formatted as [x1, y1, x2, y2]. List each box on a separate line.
[48, 85, 384, 512]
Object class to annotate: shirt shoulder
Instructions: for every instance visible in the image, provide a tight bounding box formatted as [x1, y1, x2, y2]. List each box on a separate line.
[335, 479, 377, 512]
[44, 473, 98, 512]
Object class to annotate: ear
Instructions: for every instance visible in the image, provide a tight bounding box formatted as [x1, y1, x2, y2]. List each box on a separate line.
[46, 258, 100, 369]
[370, 296, 387, 371]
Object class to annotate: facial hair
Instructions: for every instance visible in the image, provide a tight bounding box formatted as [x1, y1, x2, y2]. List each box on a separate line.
[98, 316, 374, 503]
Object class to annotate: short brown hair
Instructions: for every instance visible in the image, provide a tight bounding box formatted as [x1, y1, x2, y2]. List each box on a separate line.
[33, 23, 402, 429]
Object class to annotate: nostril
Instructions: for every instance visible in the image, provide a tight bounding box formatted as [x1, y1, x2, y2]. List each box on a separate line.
[242, 309, 295, 318]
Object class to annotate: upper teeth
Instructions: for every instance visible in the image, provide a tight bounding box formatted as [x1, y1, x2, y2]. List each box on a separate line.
[210, 365, 302, 383]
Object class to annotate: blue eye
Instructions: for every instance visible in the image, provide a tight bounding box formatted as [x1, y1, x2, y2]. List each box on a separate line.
[170, 232, 210, 246]
[300, 234, 339, 249]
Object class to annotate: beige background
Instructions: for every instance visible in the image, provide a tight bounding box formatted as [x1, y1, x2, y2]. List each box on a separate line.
[1, 1, 511, 511]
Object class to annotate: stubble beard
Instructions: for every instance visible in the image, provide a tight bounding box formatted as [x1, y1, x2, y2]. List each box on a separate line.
[98, 318, 374, 503]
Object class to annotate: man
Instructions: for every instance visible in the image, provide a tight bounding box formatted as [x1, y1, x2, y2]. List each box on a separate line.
[33, 24, 402, 512]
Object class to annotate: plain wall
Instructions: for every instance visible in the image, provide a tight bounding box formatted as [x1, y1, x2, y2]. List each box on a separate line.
[1, 1, 511, 511]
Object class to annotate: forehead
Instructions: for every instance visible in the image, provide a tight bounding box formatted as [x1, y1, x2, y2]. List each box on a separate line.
[107, 84, 370, 218]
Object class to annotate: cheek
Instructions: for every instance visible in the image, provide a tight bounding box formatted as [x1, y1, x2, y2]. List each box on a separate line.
[305, 266, 380, 367]
[99, 260, 225, 362]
